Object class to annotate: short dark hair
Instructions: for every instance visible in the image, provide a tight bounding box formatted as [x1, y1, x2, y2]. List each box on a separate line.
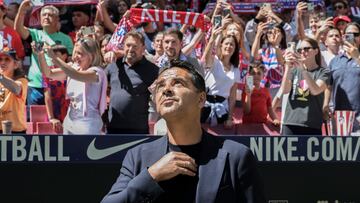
[159, 60, 205, 93]
[52, 45, 68, 55]
[164, 28, 183, 42]
[124, 31, 145, 45]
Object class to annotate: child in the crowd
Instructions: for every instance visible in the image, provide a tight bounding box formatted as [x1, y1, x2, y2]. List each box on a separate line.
[242, 64, 280, 125]
[0, 48, 27, 133]
[43, 45, 69, 132]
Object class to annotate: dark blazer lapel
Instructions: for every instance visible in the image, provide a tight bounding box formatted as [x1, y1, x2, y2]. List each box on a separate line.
[196, 133, 228, 203]
[142, 136, 169, 166]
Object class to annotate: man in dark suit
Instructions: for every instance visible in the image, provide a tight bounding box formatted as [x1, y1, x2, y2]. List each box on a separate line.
[101, 60, 265, 203]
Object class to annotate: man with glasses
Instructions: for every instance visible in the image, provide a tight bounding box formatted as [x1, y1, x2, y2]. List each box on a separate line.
[15, 0, 73, 107]
[333, 0, 360, 24]
[101, 60, 265, 203]
[325, 22, 360, 132]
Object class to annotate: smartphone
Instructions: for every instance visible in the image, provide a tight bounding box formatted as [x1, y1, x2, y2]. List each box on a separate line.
[246, 75, 254, 91]
[262, 3, 272, 10]
[287, 42, 296, 53]
[31, 0, 44, 7]
[223, 8, 231, 17]
[35, 41, 44, 52]
[345, 34, 355, 45]
[82, 26, 95, 35]
[267, 22, 275, 30]
[214, 15, 222, 28]
[307, 3, 314, 12]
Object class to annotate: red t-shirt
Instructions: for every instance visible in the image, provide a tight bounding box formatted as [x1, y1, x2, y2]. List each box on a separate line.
[242, 87, 272, 123]
[1, 27, 25, 59]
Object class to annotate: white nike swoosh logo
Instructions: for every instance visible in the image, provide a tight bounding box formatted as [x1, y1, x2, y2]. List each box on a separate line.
[87, 138, 149, 160]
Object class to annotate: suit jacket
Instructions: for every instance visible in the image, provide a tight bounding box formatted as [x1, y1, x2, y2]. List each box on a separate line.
[101, 132, 265, 203]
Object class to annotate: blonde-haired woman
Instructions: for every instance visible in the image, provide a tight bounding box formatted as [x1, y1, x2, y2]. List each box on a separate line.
[34, 38, 107, 134]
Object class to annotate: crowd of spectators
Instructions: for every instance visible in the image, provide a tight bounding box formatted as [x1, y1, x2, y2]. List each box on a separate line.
[0, 0, 359, 135]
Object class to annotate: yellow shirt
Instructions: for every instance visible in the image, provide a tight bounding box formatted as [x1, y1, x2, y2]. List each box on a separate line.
[0, 78, 28, 132]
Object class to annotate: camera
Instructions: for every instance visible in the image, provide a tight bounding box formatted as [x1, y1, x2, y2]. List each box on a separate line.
[222, 8, 231, 17]
[214, 15, 222, 29]
[344, 34, 355, 45]
[81, 26, 95, 36]
[35, 42, 44, 52]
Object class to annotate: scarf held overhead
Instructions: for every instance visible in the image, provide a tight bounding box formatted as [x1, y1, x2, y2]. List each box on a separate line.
[130, 8, 205, 30]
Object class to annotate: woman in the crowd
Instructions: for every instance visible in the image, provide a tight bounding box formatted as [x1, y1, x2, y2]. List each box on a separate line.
[280, 37, 329, 135]
[251, 22, 286, 97]
[99, 34, 112, 64]
[145, 31, 164, 64]
[0, 48, 27, 133]
[201, 26, 240, 128]
[34, 38, 107, 135]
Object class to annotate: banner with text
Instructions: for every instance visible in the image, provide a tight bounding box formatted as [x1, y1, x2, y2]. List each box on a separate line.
[1, 135, 360, 163]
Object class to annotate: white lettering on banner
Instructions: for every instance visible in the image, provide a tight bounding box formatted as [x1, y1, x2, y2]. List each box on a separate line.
[192, 13, 200, 26]
[287, 137, 298, 161]
[336, 138, 352, 161]
[250, 137, 360, 162]
[273, 137, 286, 161]
[141, 9, 154, 22]
[163, 10, 171, 22]
[307, 137, 319, 161]
[154, 9, 160, 21]
[29, 136, 43, 161]
[184, 12, 191, 24]
[250, 137, 262, 161]
[0, 136, 11, 161]
[13, 136, 26, 161]
[172, 11, 181, 24]
[58, 136, 70, 161]
[45, 136, 56, 161]
[0, 136, 69, 162]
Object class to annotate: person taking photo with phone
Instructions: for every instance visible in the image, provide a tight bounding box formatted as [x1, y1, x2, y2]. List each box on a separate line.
[33, 38, 107, 135]
[325, 22, 360, 132]
[15, 0, 73, 108]
[280, 38, 329, 135]
[201, 25, 240, 128]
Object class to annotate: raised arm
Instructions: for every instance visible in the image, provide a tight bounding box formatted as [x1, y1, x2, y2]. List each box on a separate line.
[14, 0, 31, 40]
[201, 27, 222, 69]
[0, 74, 22, 96]
[251, 22, 266, 62]
[296, 2, 307, 40]
[98, 0, 117, 32]
[280, 51, 296, 95]
[182, 28, 204, 56]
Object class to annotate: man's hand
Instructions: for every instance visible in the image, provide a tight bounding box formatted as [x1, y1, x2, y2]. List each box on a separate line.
[148, 152, 197, 182]
[104, 51, 117, 64]
[19, 0, 32, 14]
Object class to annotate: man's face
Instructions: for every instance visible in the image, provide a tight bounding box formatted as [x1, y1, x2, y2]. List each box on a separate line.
[334, 2, 348, 16]
[325, 29, 342, 47]
[72, 11, 89, 29]
[163, 34, 182, 59]
[40, 9, 59, 29]
[6, 5, 18, 20]
[124, 36, 145, 64]
[154, 67, 205, 119]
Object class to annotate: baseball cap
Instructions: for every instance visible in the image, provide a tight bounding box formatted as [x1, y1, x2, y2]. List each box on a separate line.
[0, 47, 17, 60]
[334, 15, 351, 25]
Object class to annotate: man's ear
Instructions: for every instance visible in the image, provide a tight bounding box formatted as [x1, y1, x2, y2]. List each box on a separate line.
[198, 91, 206, 108]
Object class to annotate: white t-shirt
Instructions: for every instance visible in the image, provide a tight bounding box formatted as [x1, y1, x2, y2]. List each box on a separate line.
[205, 56, 241, 98]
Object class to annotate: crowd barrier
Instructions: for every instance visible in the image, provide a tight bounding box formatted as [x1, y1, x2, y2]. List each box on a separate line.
[1, 135, 360, 203]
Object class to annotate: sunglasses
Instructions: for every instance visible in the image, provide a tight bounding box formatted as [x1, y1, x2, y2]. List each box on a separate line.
[334, 5, 345, 10]
[345, 32, 360, 37]
[296, 47, 314, 53]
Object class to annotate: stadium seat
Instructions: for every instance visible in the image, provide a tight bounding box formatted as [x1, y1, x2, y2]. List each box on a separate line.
[36, 122, 58, 134]
[29, 105, 48, 123]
